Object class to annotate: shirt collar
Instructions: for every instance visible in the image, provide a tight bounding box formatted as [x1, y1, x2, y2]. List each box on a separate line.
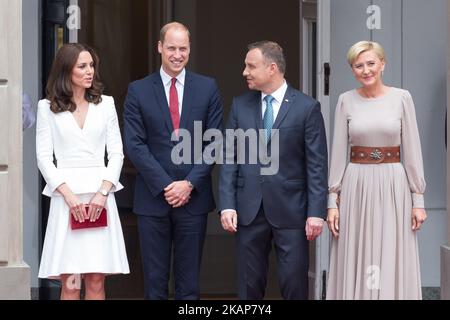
[160, 67, 186, 86]
[261, 80, 288, 104]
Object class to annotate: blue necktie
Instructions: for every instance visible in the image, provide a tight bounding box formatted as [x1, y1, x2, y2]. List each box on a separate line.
[263, 95, 274, 142]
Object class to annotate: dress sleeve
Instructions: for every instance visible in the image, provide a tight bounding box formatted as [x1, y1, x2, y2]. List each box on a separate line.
[401, 90, 426, 208]
[36, 100, 65, 193]
[327, 94, 348, 209]
[103, 96, 124, 190]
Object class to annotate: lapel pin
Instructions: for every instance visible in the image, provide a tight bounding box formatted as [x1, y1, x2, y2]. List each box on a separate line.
[285, 99, 289, 102]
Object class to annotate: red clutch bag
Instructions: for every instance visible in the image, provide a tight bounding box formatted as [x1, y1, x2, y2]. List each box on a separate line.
[70, 205, 108, 230]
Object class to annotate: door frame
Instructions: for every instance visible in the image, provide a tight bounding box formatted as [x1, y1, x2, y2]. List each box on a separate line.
[314, 0, 331, 300]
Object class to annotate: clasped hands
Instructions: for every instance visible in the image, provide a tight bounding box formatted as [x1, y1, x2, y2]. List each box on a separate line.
[66, 192, 106, 223]
[164, 180, 193, 208]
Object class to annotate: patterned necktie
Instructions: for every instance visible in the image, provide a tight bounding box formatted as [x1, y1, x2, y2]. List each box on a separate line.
[263, 95, 274, 141]
[169, 78, 180, 133]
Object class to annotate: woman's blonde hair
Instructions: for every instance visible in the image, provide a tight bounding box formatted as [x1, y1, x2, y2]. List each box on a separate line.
[347, 40, 386, 66]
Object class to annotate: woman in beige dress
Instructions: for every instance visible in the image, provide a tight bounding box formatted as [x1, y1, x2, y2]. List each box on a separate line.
[326, 41, 427, 300]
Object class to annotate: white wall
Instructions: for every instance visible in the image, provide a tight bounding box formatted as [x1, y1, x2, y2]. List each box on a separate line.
[330, 0, 447, 287]
[22, 0, 41, 289]
[402, 0, 447, 287]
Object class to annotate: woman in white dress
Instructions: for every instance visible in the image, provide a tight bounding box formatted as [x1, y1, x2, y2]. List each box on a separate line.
[36, 43, 129, 300]
[326, 41, 427, 299]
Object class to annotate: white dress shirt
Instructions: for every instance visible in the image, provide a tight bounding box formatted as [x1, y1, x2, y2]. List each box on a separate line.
[261, 80, 288, 121]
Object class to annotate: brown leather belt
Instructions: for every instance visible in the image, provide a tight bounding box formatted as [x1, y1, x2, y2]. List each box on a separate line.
[350, 146, 400, 164]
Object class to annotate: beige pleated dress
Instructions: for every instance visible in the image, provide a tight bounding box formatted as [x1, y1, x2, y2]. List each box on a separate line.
[326, 87, 426, 300]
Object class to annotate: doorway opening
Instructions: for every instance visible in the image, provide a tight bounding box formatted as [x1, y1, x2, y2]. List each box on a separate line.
[41, 0, 319, 299]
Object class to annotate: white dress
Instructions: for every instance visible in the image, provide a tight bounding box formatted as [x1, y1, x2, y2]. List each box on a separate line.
[36, 95, 130, 278]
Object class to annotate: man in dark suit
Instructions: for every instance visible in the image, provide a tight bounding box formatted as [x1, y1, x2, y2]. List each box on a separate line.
[219, 41, 327, 300]
[124, 22, 223, 300]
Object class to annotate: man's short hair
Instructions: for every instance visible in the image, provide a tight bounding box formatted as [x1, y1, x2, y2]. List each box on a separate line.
[248, 41, 286, 74]
[160, 21, 190, 43]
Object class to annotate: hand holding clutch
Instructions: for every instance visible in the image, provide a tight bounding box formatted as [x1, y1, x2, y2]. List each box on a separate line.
[71, 205, 107, 230]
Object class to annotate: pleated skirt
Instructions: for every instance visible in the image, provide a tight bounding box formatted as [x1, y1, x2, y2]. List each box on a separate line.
[326, 163, 421, 300]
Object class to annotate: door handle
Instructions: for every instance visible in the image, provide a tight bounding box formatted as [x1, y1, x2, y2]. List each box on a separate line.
[324, 63, 330, 96]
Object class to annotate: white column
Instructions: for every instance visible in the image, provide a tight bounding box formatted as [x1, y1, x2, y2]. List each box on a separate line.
[0, 0, 31, 300]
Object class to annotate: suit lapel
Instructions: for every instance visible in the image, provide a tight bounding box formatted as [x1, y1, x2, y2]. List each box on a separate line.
[272, 86, 296, 130]
[253, 92, 263, 130]
[151, 74, 174, 134]
[179, 72, 194, 130]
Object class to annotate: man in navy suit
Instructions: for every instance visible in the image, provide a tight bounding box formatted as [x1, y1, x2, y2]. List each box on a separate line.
[219, 41, 327, 299]
[124, 22, 223, 300]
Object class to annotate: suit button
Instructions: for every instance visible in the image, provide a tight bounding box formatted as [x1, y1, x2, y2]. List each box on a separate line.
[260, 177, 265, 183]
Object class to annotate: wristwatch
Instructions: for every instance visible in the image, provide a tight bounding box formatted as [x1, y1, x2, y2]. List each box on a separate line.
[186, 180, 194, 189]
[98, 188, 109, 196]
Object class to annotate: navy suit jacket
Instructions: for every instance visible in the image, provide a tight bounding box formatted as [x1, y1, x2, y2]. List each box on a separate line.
[124, 71, 223, 217]
[218, 86, 328, 228]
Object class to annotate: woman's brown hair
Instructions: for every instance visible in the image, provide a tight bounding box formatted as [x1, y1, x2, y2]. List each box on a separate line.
[46, 43, 104, 113]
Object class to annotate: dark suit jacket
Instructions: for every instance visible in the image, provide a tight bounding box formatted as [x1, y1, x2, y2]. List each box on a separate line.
[219, 86, 327, 228]
[124, 71, 223, 217]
